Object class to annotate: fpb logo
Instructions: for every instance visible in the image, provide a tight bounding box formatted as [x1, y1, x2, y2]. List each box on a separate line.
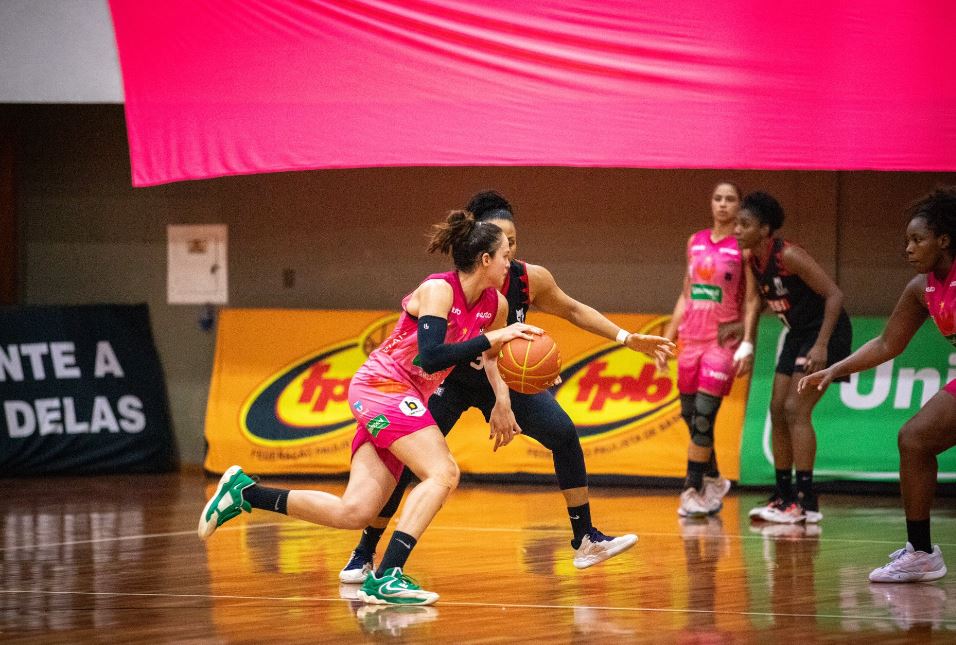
[551, 320, 680, 443]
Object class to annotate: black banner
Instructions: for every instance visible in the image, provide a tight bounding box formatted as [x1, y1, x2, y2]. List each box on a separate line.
[0, 304, 177, 474]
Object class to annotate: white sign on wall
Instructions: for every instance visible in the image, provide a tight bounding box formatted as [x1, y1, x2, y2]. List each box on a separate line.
[167, 225, 228, 305]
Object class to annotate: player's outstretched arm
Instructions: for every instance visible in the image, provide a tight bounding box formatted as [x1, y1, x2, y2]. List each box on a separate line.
[526, 263, 675, 361]
[798, 276, 929, 393]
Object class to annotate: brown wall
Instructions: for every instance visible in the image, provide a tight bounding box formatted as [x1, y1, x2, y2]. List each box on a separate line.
[5, 104, 955, 465]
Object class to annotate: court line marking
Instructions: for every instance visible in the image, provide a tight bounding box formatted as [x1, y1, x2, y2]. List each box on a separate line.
[0, 588, 953, 626]
[1, 521, 953, 552]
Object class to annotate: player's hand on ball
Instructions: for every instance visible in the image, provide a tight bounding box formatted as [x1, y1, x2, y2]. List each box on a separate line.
[486, 323, 543, 351]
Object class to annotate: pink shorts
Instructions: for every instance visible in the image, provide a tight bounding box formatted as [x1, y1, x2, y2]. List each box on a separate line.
[945, 378, 956, 398]
[348, 373, 436, 481]
[677, 338, 737, 397]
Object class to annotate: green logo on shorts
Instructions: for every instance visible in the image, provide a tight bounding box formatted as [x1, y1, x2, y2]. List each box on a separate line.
[367, 414, 391, 437]
[690, 283, 723, 303]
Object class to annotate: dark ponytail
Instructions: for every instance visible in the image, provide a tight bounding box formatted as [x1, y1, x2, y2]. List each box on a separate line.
[427, 210, 504, 272]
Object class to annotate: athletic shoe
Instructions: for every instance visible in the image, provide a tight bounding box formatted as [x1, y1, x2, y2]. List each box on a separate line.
[197, 465, 255, 539]
[868, 543, 947, 583]
[355, 604, 438, 637]
[701, 475, 731, 514]
[357, 567, 439, 606]
[758, 500, 806, 524]
[795, 491, 823, 523]
[760, 493, 823, 524]
[339, 549, 375, 584]
[703, 475, 731, 501]
[678, 488, 711, 518]
[748, 491, 786, 519]
[572, 528, 638, 568]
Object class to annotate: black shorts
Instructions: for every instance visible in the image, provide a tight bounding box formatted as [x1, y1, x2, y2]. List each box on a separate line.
[429, 380, 574, 443]
[776, 314, 852, 381]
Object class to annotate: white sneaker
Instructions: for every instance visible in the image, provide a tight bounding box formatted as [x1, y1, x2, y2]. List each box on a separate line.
[339, 549, 375, 583]
[572, 529, 638, 569]
[748, 493, 785, 519]
[759, 501, 806, 524]
[678, 488, 710, 518]
[869, 543, 947, 583]
[701, 476, 731, 514]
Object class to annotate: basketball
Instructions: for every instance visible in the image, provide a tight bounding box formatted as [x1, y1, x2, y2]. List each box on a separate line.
[498, 333, 562, 394]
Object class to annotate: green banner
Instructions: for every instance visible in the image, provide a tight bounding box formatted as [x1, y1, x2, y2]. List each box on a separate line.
[740, 316, 956, 484]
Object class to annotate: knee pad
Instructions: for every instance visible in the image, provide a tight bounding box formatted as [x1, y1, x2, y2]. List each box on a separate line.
[680, 393, 696, 435]
[691, 393, 722, 448]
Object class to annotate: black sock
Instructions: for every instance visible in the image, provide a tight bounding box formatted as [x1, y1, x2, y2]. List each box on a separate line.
[906, 519, 932, 553]
[376, 531, 418, 575]
[706, 451, 720, 479]
[795, 470, 813, 496]
[242, 484, 289, 514]
[775, 469, 793, 500]
[685, 460, 706, 492]
[568, 503, 592, 548]
[356, 526, 385, 556]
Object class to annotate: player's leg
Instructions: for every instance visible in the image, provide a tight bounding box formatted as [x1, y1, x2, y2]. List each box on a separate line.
[694, 342, 736, 513]
[677, 342, 712, 517]
[750, 371, 795, 520]
[357, 425, 456, 605]
[198, 440, 396, 539]
[770, 373, 826, 523]
[511, 392, 637, 568]
[870, 387, 956, 582]
[340, 386, 469, 582]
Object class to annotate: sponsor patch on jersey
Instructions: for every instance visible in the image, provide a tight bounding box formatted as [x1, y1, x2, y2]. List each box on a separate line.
[399, 396, 427, 417]
[690, 283, 723, 302]
[367, 414, 391, 437]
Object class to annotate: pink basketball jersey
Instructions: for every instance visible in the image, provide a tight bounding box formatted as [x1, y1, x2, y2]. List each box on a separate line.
[926, 261, 956, 347]
[679, 229, 746, 341]
[363, 271, 499, 398]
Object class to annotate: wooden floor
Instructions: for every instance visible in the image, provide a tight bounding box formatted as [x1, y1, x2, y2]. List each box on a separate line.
[1, 472, 954, 643]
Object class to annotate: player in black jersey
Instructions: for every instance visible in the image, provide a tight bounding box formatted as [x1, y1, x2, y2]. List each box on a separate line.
[734, 191, 852, 524]
[339, 191, 675, 581]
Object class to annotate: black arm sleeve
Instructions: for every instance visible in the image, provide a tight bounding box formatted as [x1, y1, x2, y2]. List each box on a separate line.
[417, 315, 492, 374]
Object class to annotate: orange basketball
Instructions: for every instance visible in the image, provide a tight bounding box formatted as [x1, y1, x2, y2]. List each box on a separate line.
[498, 333, 562, 394]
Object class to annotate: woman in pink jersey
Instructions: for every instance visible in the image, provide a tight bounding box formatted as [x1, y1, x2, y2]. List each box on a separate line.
[197, 210, 541, 605]
[799, 187, 956, 583]
[659, 182, 760, 518]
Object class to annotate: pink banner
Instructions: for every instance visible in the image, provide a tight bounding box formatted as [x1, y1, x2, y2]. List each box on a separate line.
[109, 1, 956, 186]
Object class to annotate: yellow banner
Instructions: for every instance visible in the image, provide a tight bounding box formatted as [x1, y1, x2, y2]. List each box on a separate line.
[204, 309, 749, 479]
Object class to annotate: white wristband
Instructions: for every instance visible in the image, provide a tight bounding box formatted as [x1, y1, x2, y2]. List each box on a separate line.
[616, 329, 630, 345]
[733, 341, 754, 362]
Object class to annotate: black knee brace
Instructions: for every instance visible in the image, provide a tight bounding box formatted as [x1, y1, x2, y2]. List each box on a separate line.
[691, 392, 722, 448]
[680, 393, 696, 435]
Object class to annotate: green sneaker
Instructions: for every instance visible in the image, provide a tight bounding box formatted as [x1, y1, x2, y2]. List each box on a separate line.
[198, 465, 255, 540]
[357, 567, 439, 606]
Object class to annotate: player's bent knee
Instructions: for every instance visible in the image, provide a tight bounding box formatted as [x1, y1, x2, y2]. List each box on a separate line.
[341, 502, 379, 529]
[898, 419, 942, 456]
[428, 457, 460, 492]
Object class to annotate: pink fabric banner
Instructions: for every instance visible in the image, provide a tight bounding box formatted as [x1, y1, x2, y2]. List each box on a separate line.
[109, 1, 956, 186]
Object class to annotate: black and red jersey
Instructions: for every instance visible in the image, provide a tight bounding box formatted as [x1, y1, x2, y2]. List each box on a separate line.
[749, 238, 839, 334]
